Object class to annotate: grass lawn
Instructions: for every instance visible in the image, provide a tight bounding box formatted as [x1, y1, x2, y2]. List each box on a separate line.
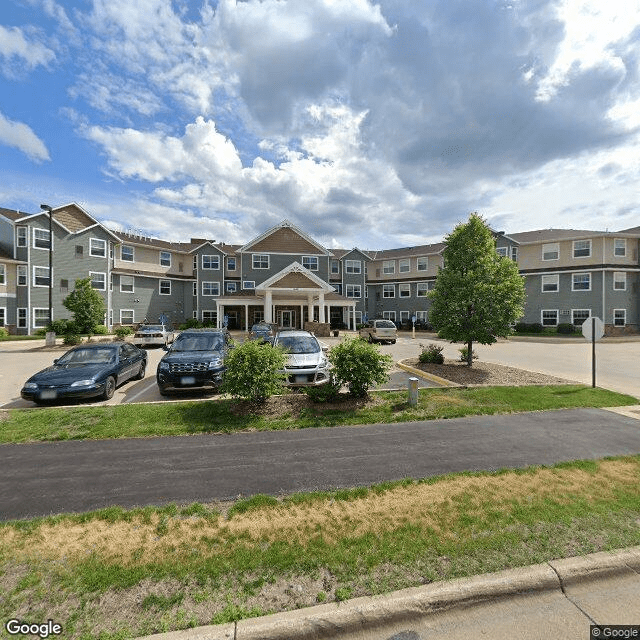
[2, 455, 640, 639]
[0, 385, 635, 444]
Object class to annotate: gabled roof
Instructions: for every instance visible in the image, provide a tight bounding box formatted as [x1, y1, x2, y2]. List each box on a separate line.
[369, 242, 446, 260]
[508, 229, 604, 244]
[330, 247, 373, 260]
[0, 207, 24, 222]
[256, 261, 335, 292]
[240, 220, 330, 255]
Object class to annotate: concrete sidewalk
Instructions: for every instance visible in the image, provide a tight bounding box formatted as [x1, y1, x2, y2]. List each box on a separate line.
[138, 547, 640, 640]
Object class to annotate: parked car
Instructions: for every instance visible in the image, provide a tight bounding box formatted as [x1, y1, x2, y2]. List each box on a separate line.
[248, 322, 278, 343]
[133, 323, 175, 347]
[21, 342, 147, 404]
[273, 330, 330, 387]
[156, 329, 231, 395]
[359, 319, 397, 344]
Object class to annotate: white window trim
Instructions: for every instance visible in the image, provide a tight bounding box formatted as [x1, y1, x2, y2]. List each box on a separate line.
[120, 276, 135, 293]
[227, 257, 237, 271]
[252, 254, 269, 269]
[33, 266, 50, 288]
[193, 282, 197, 296]
[573, 239, 592, 258]
[243, 281, 255, 290]
[120, 309, 134, 325]
[0, 307, 5, 327]
[331, 260, 340, 274]
[571, 309, 591, 325]
[541, 274, 559, 293]
[193, 256, 198, 271]
[571, 272, 592, 292]
[33, 228, 52, 251]
[383, 310, 396, 321]
[496, 247, 508, 257]
[417, 282, 429, 297]
[542, 243, 559, 261]
[383, 284, 395, 298]
[399, 283, 411, 297]
[90, 238, 107, 258]
[17, 308, 27, 329]
[614, 238, 626, 257]
[33, 308, 51, 328]
[121, 245, 135, 262]
[541, 309, 559, 326]
[383, 260, 395, 274]
[417, 257, 428, 271]
[16, 226, 27, 247]
[511, 247, 518, 261]
[0, 264, 5, 285]
[416, 310, 429, 321]
[90, 271, 106, 291]
[202, 281, 220, 296]
[202, 255, 220, 270]
[346, 284, 361, 298]
[159, 279, 172, 295]
[614, 308, 626, 326]
[226, 281, 238, 292]
[399, 259, 410, 273]
[613, 271, 626, 291]
[345, 259, 362, 274]
[160, 251, 172, 267]
[302, 256, 319, 271]
[17, 265, 27, 286]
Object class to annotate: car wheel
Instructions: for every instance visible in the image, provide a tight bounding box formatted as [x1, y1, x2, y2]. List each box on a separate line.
[102, 376, 116, 400]
[135, 360, 146, 380]
[368, 334, 374, 343]
[158, 386, 169, 397]
[391, 340, 396, 344]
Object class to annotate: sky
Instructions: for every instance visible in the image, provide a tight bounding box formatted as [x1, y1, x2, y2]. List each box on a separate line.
[0, 0, 639, 250]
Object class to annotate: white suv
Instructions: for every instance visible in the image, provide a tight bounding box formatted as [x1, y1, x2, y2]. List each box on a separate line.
[359, 319, 397, 344]
[273, 330, 330, 387]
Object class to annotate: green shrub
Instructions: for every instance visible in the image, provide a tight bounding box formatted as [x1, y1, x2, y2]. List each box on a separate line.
[304, 377, 341, 403]
[47, 319, 78, 335]
[93, 325, 109, 335]
[221, 339, 287, 402]
[179, 318, 203, 330]
[114, 326, 133, 339]
[0, 327, 9, 340]
[419, 343, 444, 364]
[459, 346, 479, 362]
[328, 336, 392, 398]
[34, 328, 47, 337]
[557, 323, 576, 334]
[514, 322, 529, 333]
[63, 333, 82, 345]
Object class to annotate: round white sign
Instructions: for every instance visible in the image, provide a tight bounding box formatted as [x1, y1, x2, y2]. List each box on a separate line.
[582, 316, 605, 341]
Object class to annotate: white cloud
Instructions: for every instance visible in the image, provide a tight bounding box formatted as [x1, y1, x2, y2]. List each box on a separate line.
[0, 111, 50, 162]
[0, 25, 54, 71]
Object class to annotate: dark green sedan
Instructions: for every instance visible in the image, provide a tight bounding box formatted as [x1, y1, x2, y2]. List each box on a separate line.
[21, 342, 147, 404]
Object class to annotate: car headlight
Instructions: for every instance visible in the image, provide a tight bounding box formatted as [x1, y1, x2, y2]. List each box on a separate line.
[208, 358, 222, 369]
[158, 361, 170, 371]
[319, 357, 329, 367]
[23, 382, 38, 390]
[71, 379, 95, 387]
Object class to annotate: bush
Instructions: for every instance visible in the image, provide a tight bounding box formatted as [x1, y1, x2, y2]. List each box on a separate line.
[63, 333, 82, 345]
[557, 323, 576, 334]
[0, 327, 9, 340]
[93, 325, 109, 335]
[514, 322, 529, 333]
[419, 343, 444, 364]
[179, 319, 203, 330]
[47, 319, 78, 335]
[114, 326, 133, 339]
[221, 339, 287, 402]
[35, 328, 47, 337]
[459, 346, 478, 362]
[304, 377, 341, 403]
[328, 336, 392, 398]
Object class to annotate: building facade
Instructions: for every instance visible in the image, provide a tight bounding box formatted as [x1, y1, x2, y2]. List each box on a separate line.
[0, 203, 638, 335]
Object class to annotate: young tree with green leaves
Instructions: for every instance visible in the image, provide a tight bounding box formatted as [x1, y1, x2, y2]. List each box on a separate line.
[428, 213, 526, 366]
[62, 277, 106, 334]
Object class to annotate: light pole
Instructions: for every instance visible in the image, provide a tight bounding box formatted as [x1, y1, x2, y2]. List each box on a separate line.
[40, 204, 53, 331]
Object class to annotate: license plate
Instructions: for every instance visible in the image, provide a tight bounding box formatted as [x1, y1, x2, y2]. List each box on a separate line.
[180, 376, 196, 385]
[295, 375, 308, 384]
[40, 389, 57, 400]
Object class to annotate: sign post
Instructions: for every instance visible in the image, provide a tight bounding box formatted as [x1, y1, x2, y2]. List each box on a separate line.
[581, 316, 604, 388]
[412, 315, 416, 340]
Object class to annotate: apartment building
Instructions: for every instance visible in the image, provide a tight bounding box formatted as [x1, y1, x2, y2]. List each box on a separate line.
[0, 203, 638, 335]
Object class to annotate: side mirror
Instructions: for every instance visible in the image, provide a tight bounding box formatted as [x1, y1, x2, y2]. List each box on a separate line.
[322, 346, 329, 354]
[53, 358, 59, 364]
[162, 345, 169, 351]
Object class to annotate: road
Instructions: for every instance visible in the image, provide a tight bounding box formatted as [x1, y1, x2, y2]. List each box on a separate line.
[2, 407, 640, 520]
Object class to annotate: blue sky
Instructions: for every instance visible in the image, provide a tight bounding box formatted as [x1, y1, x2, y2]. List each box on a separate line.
[1, 0, 639, 249]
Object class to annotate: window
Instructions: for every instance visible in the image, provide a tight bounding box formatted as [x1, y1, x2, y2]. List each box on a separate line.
[511, 247, 518, 262]
[302, 256, 318, 271]
[160, 251, 171, 267]
[383, 311, 396, 321]
[365, 286, 368, 298]
[75, 245, 83, 257]
[90, 238, 106, 257]
[417, 257, 428, 271]
[399, 283, 411, 297]
[345, 260, 361, 274]
[121, 245, 134, 262]
[572, 309, 590, 326]
[331, 260, 340, 274]
[33, 308, 50, 328]
[346, 284, 361, 298]
[614, 272, 626, 291]
[202, 282, 220, 296]
[614, 309, 626, 327]
[572, 273, 591, 291]
[417, 282, 429, 297]
[0, 264, 4, 284]
[193, 256, 198, 271]
[120, 309, 134, 324]
[400, 311, 409, 323]
[193, 282, 197, 296]
[159, 280, 171, 295]
[33, 228, 51, 250]
[542, 243, 559, 261]
[383, 284, 395, 298]
[120, 276, 134, 293]
[399, 259, 410, 273]
[202, 311, 217, 325]
[227, 257, 236, 271]
[252, 254, 269, 269]
[17, 308, 27, 329]
[90, 272, 106, 290]
[226, 281, 237, 293]
[416, 311, 429, 321]
[496, 247, 507, 257]
[614, 239, 626, 257]
[0, 308, 4, 326]
[541, 310, 558, 326]
[202, 255, 219, 269]
[541, 274, 559, 292]
[33, 266, 50, 287]
[383, 260, 395, 274]
[573, 239, 591, 258]
[243, 281, 255, 290]
[333, 283, 342, 295]
[17, 227, 27, 247]
[17, 265, 27, 286]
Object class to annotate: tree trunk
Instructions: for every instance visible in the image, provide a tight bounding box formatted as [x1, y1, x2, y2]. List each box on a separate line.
[467, 339, 473, 367]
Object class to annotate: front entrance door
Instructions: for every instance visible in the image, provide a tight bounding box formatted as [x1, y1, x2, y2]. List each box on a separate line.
[280, 310, 295, 329]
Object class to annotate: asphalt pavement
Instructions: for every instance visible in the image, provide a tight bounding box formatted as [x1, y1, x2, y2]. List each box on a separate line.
[2, 407, 640, 521]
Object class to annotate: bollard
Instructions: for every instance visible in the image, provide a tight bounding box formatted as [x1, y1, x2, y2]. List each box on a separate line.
[45, 331, 56, 347]
[408, 376, 419, 407]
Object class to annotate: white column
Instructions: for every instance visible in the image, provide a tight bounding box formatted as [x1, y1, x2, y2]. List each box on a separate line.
[265, 291, 272, 323]
[300, 304, 304, 330]
[245, 304, 249, 331]
[318, 293, 325, 323]
[307, 296, 314, 326]
[218, 304, 224, 329]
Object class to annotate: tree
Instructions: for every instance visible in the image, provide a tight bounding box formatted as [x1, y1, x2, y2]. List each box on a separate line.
[428, 213, 526, 366]
[63, 277, 106, 334]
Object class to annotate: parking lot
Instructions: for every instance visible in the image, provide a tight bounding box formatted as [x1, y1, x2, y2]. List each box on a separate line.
[2, 331, 639, 409]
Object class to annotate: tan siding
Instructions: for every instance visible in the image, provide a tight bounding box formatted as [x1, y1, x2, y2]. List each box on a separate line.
[114, 244, 192, 276]
[249, 228, 322, 254]
[53, 207, 95, 233]
[270, 272, 320, 288]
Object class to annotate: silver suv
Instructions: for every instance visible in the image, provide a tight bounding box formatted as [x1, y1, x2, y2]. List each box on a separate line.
[273, 330, 330, 387]
[359, 319, 397, 344]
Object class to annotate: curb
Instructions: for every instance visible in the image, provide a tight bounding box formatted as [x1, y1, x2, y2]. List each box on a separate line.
[136, 546, 640, 640]
[396, 359, 460, 387]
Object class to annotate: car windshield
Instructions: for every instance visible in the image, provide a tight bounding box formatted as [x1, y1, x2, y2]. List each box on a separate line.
[277, 336, 320, 354]
[375, 320, 396, 328]
[140, 325, 164, 331]
[57, 348, 115, 365]
[171, 335, 222, 351]
[251, 324, 271, 332]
